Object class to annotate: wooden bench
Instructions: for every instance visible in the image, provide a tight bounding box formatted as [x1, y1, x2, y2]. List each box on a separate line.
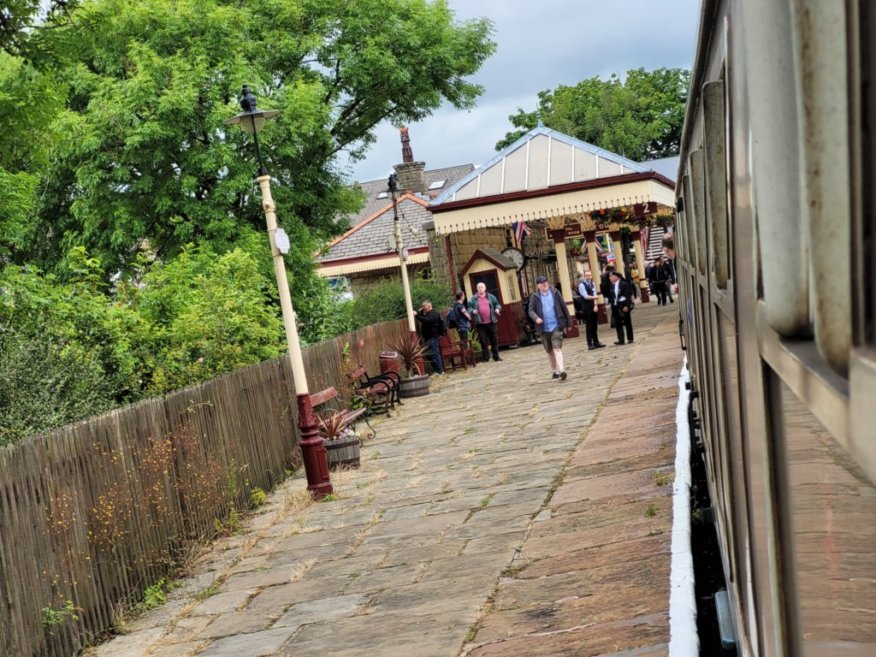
[310, 386, 373, 440]
[347, 365, 400, 415]
[439, 335, 477, 371]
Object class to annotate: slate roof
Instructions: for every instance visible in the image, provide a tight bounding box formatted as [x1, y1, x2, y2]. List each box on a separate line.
[318, 194, 434, 262]
[345, 164, 475, 229]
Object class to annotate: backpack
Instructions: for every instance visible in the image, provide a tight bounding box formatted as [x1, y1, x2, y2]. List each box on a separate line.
[445, 305, 458, 330]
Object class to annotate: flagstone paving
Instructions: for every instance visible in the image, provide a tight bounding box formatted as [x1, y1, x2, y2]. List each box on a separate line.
[87, 303, 684, 657]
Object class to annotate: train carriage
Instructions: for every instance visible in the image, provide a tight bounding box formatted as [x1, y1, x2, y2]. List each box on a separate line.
[676, 1, 875, 655]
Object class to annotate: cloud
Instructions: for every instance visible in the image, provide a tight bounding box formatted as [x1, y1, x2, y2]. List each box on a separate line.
[347, 0, 701, 183]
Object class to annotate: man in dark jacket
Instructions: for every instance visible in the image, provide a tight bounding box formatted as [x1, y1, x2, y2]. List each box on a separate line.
[577, 270, 605, 350]
[606, 270, 635, 345]
[648, 257, 669, 305]
[528, 275, 572, 381]
[415, 300, 445, 375]
[448, 291, 472, 347]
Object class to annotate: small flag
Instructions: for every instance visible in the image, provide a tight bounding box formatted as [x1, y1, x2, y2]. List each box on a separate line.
[512, 221, 531, 243]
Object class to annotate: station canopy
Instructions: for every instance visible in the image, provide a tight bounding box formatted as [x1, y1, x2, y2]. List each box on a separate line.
[429, 126, 676, 234]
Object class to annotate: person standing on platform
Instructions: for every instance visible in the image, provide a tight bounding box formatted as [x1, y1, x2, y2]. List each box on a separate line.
[607, 270, 635, 345]
[468, 282, 502, 362]
[649, 258, 669, 305]
[415, 300, 445, 375]
[662, 235, 678, 295]
[660, 256, 675, 303]
[448, 291, 472, 348]
[577, 270, 605, 350]
[600, 263, 615, 298]
[528, 275, 572, 380]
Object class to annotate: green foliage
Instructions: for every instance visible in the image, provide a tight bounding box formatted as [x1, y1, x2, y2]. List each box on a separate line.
[0, 1, 79, 62]
[0, 53, 67, 260]
[0, 0, 494, 443]
[139, 578, 174, 612]
[496, 68, 690, 160]
[41, 600, 81, 628]
[0, 242, 286, 443]
[23, 0, 494, 277]
[129, 243, 284, 395]
[249, 487, 267, 508]
[347, 275, 451, 330]
[0, 259, 145, 445]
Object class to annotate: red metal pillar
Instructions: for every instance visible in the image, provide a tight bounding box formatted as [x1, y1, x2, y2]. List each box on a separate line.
[296, 393, 333, 498]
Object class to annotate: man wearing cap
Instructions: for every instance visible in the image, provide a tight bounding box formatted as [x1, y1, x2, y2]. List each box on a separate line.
[528, 276, 572, 380]
[607, 269, 635, 345]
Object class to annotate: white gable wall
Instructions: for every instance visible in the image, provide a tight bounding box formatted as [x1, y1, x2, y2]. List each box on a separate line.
[439, 129, 646, 204]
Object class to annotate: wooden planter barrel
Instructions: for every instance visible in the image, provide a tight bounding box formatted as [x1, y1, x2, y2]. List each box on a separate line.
[398, 373, 430, 398]
[324, 436, 361, 469]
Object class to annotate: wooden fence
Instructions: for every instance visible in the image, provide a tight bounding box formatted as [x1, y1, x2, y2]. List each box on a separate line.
[0, 319, 408, 657]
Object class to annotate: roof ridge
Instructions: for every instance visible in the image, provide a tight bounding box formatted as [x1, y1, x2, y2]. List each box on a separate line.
[323, 192, 429, 250]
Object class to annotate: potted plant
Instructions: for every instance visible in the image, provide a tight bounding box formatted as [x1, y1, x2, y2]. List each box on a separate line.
[317, 411, 361, 469]
[387, 334, 431, 398]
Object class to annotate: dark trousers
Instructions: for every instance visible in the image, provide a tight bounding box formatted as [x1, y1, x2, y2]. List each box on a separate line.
[583, 308, 599, 346]
[476, 323, 500, 361]
[612, 306, 634, 343]
[653, 281, 668, 305]
[425, 336, 444, 374]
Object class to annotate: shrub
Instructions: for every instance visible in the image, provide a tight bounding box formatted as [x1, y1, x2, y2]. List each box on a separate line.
[348, 274, 451, 330]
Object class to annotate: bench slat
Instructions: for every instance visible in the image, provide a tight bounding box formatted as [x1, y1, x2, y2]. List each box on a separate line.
[309, 387, 338, 408]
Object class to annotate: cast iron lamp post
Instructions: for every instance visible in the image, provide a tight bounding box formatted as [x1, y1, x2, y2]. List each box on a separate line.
[387, 173, 417, 336]
[226, 85, 332, 498]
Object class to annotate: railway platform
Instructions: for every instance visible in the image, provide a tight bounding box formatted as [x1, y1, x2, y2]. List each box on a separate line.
[88, 303, 685, 657]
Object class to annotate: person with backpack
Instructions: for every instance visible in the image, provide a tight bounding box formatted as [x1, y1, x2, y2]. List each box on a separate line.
[446, 291, 472, 348]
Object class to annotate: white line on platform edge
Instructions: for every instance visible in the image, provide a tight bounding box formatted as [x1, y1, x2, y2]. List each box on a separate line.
[669, 359, 698, 657]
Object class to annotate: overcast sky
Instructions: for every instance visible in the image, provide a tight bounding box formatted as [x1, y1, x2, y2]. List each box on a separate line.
[345, 0, 702, 184]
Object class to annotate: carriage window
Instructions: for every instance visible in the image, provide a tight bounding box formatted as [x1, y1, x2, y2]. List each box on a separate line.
[690, 150, 708, 276]
[703, 79, 730, 288]
[862, 0, 875, 345]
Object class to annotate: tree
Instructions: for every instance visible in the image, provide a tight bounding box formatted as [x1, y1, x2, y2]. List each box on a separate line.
[0, 0, 496, 441]
[495, 68, 690, 160]
[0, 251, 145, 444]
[0, 52, 67, 261]
[0, 1, 79, 62]
[26, 0, 494, 277]
[129, 244, 285, 395]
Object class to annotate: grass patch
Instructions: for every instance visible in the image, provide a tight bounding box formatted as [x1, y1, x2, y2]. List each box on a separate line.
[655, 471, 674, 487]
[645, 503, 658, 517]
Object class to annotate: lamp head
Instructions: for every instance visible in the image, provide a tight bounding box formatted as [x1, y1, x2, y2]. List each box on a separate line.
[387, 172, 398, 194]
[225, 85, 280, 135]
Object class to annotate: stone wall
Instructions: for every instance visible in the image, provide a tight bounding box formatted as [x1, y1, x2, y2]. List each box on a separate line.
[425, 225, 510, 292]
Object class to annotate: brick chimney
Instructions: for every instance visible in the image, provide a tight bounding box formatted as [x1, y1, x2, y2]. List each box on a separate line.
[393, 126, 427, 194]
